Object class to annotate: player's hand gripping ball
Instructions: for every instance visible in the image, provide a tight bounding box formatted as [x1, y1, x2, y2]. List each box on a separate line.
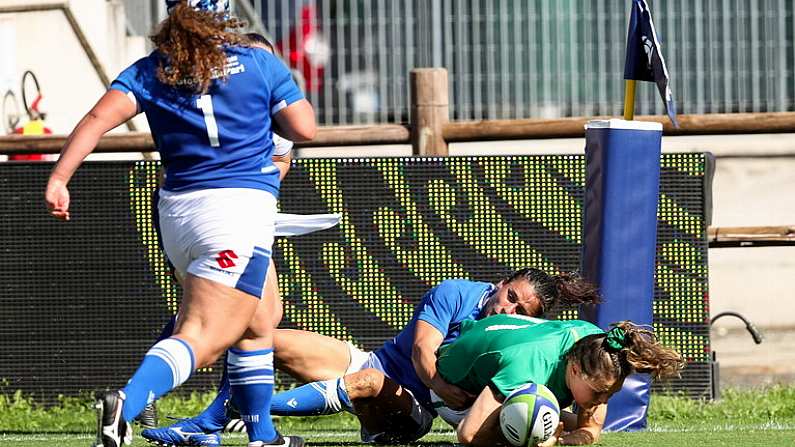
[499, 383, 560, 446]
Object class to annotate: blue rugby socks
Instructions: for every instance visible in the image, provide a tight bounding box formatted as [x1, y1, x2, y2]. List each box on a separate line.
[191, 359, 231, 431]
[228, 347, 278, 443]
[153, 315, 230, 431]
[270, 377, 352, 416]
[121, 337, 195, 421]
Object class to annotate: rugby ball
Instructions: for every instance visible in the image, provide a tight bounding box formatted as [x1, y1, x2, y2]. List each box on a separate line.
[499, 383, 560, 446]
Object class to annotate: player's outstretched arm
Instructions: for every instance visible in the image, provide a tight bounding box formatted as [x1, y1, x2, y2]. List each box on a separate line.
[46, 90, 137, 220]
[412, 320, 475, 409]
[558, 403, 606, 445]
[456, 386, 504, 446]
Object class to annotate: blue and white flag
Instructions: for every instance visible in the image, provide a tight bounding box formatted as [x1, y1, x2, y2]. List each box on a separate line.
[624, 0, 678, 127]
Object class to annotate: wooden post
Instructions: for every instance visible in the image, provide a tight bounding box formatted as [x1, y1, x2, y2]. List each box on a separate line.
[410, 68, 449, 156]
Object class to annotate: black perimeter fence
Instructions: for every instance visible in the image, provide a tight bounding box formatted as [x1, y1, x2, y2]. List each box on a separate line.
[0, 154, 712, 405]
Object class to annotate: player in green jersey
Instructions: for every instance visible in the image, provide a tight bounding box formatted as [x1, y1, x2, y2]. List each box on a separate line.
[433, 314, 684, 446]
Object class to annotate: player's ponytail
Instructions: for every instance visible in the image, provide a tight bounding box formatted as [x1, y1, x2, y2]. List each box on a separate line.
[151, 1, 248, 93]
[552, 271, 601, 307]
[566, 321, 684, 390]
[504, 268, 602, 314]
[609, 321, 685, 381]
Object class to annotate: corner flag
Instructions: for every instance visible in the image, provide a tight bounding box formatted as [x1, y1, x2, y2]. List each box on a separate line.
[624, 0, 678, 127]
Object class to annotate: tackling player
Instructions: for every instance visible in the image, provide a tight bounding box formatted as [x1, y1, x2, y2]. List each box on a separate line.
[141, 269, 600, 445]
[266, 275, 550, 443]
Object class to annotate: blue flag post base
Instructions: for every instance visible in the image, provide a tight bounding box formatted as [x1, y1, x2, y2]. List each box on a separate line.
[580, 119, 663, 431]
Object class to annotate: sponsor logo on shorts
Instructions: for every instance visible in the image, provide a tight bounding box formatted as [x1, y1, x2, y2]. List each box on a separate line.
[208, 266, 235, 275]
[215, 250, 238, 268]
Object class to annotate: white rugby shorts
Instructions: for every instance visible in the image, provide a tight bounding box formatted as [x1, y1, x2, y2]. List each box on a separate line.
[345, 342, 382, 375]
[158, 188, 277, 299]
[430, 389, 470, 427]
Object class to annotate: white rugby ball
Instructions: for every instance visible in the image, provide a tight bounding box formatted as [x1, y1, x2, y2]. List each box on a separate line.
[499, 383, 560, 446]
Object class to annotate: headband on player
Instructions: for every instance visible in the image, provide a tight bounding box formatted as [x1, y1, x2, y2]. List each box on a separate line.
[165, 0, 230, 15]
[603, 327, 628, 352]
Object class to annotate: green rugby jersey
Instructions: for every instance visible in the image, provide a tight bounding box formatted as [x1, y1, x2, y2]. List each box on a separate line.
[436, 314, 603, 408]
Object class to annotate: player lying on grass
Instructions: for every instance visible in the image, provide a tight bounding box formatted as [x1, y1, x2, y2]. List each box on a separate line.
[270, 315, 683, 446]
[432, 315, 684, 446]
[142, 268, 602, 445]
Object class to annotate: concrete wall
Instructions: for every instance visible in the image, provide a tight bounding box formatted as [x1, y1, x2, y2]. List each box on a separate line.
[0, 0, 147, 136]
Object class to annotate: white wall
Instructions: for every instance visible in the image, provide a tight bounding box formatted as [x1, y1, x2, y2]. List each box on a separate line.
[0, 0, 148, 137]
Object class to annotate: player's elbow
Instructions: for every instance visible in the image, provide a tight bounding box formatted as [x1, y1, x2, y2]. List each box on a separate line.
[587, 427, 601, 444]
[456, 425, 476, 445]
[291, 121, 316, 142]
[275, 100, 317, 142]
[456, 420, 486, 446]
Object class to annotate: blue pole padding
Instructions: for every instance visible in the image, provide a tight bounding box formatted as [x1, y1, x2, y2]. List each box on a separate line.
[580, 119, 662, 431]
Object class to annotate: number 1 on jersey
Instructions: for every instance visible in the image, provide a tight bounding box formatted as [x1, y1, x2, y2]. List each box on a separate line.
[196, 94, 220, 147]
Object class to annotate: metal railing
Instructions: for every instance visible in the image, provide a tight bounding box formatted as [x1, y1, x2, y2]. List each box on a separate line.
[122, 0, 795, 125]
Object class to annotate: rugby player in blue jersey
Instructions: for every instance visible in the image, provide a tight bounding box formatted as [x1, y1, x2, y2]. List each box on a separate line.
[44, 1, 314, 447]
[268, 269, 601, 444]
[144, 268, 601, 445]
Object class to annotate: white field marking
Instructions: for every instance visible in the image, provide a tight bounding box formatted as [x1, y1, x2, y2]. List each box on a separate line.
[5, 423, 794, 442]
[0, 431, 460, 443]
[644, 422, 795, 433]
[220, 430, 459, 439]
[0, 434, 93, 441]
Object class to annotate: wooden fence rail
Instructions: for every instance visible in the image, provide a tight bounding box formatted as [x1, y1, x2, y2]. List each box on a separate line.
[2, 68, 795, 156]
[708, 226, 795, 248]
[3, 110, 795, 156]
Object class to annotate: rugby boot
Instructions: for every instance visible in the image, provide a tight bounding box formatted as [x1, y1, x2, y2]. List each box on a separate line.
[250, 433, 304, 447]
[223, 399, 246, 433]
[140, 418, 221, 447]
[135, 402, 159, 429]
[92, 390, 132, 447]
[224, 417, 247, 433]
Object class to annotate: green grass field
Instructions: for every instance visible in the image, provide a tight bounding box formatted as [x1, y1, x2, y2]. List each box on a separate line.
[2, 387, 795, 446]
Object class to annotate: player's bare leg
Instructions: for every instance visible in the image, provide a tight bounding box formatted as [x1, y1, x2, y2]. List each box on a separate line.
[344, 369, 433, 443]
[266, 259, 283, 326]
[274, 329, 351, 382]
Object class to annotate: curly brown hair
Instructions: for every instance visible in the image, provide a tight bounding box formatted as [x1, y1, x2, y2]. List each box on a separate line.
[566, 321, 685, 391]
[151, 2, 248, 93]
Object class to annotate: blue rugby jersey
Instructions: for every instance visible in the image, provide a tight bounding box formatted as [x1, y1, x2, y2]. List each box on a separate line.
[374, 279, 496, 409]
[111, 46, 304, 195]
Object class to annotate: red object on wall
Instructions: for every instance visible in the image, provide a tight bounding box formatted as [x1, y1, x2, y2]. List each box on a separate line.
[9, 119, 51, 161]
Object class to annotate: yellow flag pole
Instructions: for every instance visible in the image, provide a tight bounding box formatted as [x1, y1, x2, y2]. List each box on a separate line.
[623, 79, 636, 120]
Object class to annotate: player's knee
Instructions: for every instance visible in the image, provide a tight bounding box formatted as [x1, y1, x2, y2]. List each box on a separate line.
[198, 348, 225, 369]
[344, 368, 384, 399]
[171, 332, 226, 368]
[248, 299, 276, 336]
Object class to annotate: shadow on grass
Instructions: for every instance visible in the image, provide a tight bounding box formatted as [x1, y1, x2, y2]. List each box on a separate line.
[306, 443, 457, 447]
[0, 431, 90, 434]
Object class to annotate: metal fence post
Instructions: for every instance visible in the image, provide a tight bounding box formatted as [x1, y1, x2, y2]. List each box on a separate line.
[410, 68, 449, 156]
